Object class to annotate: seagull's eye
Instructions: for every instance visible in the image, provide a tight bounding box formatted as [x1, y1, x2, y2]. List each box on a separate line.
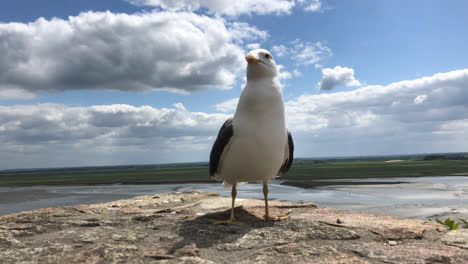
[264, 54, 272, 59]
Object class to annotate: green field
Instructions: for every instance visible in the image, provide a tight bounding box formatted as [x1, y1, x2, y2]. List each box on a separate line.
[1, 157, 468, 187]
[0, 164, 210, 187]
[284, 159, 468, 187]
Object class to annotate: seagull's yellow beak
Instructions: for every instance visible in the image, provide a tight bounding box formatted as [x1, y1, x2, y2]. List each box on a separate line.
[245, 53, 259, 64]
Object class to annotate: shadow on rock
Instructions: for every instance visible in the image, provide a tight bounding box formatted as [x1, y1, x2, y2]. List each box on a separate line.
[172, 206, 274, 252]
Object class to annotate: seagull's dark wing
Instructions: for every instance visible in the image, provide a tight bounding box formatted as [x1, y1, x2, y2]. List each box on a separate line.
[278, 130, 294, 175]
[209, 117, 234, 177]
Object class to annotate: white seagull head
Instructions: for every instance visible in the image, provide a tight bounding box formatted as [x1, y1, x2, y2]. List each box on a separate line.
[245, 49, 278, 79]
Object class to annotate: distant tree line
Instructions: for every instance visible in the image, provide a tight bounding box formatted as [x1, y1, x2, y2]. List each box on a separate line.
[423, 153, 468, 160]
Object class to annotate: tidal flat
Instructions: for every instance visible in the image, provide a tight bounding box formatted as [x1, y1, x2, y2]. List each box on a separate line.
[1, 176, 467, 221]
[1, 159, 468, 220]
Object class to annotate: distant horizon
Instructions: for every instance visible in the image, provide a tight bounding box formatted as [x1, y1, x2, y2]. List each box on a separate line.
[2, 151, 467, 173]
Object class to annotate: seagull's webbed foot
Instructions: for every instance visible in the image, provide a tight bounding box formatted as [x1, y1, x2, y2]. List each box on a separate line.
[264, 212, 291, 221]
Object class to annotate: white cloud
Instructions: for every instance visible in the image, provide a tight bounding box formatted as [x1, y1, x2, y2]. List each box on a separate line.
[0, 103, 230, 169]
[317, 66, 361, 90]
[0, 87, 36, 100]
[286, 69, 468, 156]
[413, 94, 428, 104]
[293, 69, 302, 77]
[271, 40, 332, 66]
[240, 76, 247, 90]
[228, 22, 269, 43]
[0, 103, 229, 143]
[436, 120, 468, 135]
[271, 44, 288, 57]
[298, 0, 322, 12]
[246, 43, 261, 50]
[292, 40, 332, 65]
[314, 63, 323, 69]
[277, 64, 293, 80]
[127, 0, 295, 17]
[215, 97, 239, 113]
[0, 11, 267, 95]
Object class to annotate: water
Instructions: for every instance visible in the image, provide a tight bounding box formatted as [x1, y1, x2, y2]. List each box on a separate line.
[1, 176, 467, 219]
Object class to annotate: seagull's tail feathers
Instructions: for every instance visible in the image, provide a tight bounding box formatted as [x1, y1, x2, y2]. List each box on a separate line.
[222, 181, 247, 188]
[211, 173, 221, 181]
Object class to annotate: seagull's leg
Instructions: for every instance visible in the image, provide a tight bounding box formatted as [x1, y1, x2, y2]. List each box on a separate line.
[229, 184, 237, 222]
[263, 182, 271, 220]
[263, 181, 290, 221]
[214, 183, 238, 224]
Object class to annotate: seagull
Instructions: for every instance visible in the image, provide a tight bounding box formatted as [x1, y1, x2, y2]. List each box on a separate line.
[209, 49, 294, 224]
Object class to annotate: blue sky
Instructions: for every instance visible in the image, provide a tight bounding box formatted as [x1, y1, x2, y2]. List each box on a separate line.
[0, 0, 467, 169]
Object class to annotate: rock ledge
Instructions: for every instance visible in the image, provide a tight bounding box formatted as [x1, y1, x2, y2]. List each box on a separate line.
[1, 191, 467, 263]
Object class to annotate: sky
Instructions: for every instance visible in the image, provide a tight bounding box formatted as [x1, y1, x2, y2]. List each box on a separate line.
[0, 0, 467, 170]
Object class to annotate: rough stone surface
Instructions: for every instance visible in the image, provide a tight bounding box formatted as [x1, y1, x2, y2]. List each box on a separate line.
[0, 190, 467, 263]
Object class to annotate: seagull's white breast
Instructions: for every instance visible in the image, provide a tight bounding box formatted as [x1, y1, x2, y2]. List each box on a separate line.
[216, 78, 287, 185]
